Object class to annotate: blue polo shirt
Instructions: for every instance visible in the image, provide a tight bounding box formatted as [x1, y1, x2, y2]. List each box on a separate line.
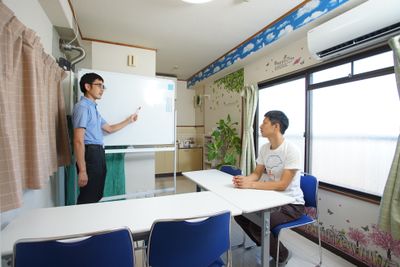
[72, 96, 107, 145]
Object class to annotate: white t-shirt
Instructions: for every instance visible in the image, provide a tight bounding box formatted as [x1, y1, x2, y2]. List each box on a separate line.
[256, 139, 304, 205]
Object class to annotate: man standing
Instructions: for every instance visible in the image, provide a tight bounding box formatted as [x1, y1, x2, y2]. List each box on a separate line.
[73, 72, 138, 204]
[233, 110, 304, 266]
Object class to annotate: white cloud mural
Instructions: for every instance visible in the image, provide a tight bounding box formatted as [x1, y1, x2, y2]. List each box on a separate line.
[266, 32, 275, 41]
[243, 43, 255, 54]
[277, 20, 290, 30]
[187, 0, 349, 87]
[296, 0, 320, 18]
[278, 25, 293, 38]
[300, 9, 328, 25]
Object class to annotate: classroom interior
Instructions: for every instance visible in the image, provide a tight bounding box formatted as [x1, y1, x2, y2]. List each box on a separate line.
[1, 0, 399, 267]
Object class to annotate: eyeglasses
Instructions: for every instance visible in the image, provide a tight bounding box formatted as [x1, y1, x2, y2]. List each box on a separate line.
[91, 83, 106, 89]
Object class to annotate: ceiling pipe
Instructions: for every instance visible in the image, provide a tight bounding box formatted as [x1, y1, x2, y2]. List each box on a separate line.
[60, 40, 86, 69]
[61, 43, 86, 66]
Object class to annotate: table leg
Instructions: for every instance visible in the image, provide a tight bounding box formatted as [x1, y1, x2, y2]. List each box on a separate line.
[261, 210, 270, 267]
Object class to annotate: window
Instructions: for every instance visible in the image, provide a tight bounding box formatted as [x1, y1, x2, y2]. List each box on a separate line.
[311, 63, 351, 84]
[258, 46, 397, 197]
[353, 51, 394, 74]
[310, 74, 398, 195]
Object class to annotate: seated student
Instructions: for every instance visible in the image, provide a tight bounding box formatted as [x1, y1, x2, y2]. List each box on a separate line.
[232, 110, 304, 266]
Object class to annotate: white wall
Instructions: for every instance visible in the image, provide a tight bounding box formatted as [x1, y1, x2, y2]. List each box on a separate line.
[91, 41, 156, 76]
[244, 37, 318, 85]
[176, 81, 195, 126]
[204, 82, 242, 136]
[3, 0, 53, 54]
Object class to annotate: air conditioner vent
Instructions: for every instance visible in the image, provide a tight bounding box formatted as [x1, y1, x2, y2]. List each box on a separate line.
[307, 0, 400, 60]
[317, 22, 400, 58]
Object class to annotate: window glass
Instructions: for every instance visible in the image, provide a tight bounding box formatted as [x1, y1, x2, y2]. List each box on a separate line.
[310, 74, 398, 196]
[311, 63, 351, 84]
[354, 51, 394, 74]
[258, 78, 305, 168]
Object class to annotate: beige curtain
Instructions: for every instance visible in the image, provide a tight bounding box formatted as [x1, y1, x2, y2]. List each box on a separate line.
[240, 84, 258, 175]
[0, 3, 71, 212]
[378, 35, 400, 240]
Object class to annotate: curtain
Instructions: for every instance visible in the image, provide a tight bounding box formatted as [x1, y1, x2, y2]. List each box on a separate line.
[0, 3, 71, 211]
[240, 84, 258, 175]
[378, 35, 400, 240]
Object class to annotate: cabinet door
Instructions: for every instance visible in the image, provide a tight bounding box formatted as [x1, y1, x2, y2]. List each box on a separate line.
[164, 151, 175, 173]
[155, 151, 165, 174]
[178, 148, 203, 172]
[191, 148, 203, 170]
[155, 151, 175, 174]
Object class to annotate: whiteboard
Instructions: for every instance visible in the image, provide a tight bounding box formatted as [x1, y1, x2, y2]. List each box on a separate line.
[78, 69, 176, 146]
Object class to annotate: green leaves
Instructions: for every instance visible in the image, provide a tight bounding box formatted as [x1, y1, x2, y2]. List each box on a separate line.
[214, 68, 244, 93]
[207, 115, 241, 169]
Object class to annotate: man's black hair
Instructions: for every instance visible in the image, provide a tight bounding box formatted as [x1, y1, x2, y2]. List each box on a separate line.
[79, 73, 104, 94]
[264, 110, 289, 134]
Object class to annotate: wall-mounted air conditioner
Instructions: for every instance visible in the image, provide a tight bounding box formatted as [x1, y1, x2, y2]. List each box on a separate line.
[307, 0, 400, 60]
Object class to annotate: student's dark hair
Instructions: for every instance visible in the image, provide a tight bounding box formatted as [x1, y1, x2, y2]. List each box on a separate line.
[264, 110, 289, 134]
[79, 73, 104, 93]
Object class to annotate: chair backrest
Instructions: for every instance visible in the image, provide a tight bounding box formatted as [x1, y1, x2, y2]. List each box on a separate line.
[13, 228, 134, 267]
[300, 174, 318, 209]
[220, 165, 242, 176]
[147, 211, 231, 267]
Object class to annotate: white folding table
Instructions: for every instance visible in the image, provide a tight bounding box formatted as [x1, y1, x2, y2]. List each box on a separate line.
[183, 169, 295, 267]
[1, 191, 241, 257]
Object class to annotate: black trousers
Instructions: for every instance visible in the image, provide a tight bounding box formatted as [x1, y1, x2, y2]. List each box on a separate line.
[77, 144, 107, 204]
[234, 204, 304, 263]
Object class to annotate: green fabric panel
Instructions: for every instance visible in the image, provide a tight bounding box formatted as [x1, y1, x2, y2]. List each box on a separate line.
[65, 153, 127, 204]
[103, 153, 126, 197]
[65, 115, 78, 205]
[65, 160, 78, 206]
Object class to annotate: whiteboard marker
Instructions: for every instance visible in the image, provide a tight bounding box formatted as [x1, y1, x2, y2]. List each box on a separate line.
[135, 106, 141, 114]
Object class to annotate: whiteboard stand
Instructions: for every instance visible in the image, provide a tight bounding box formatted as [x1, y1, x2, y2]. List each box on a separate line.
[100, 146, 177, 202]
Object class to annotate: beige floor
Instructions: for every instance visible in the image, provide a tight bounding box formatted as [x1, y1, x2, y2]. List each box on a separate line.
[145, 175, 356, 267]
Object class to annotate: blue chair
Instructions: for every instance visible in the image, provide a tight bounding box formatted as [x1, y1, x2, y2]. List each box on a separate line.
[147, 211, 231, 267]
[13, 227, 135, 267]
[271, 174, 322, 267]
[220, 165, 242, 176]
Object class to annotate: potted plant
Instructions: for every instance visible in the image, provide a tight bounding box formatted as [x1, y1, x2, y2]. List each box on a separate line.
[207, 115, 241, 169]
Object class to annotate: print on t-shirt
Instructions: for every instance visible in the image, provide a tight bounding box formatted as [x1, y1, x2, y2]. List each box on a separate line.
[265, 155, 283, 181]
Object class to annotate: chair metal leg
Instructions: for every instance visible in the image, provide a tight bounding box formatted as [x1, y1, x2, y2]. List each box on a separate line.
[226, 249, 232, 267]
[317, 221, 322, 267]
[134, 240, 147, 267]
[276, 234, 280, 267]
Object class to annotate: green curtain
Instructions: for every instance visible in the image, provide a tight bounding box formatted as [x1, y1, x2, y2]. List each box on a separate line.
[378, 35, 400, 240]
[240, 84, 258, 175]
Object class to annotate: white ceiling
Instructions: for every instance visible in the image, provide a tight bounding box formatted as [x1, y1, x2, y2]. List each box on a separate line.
[69, 0, 304, 80]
